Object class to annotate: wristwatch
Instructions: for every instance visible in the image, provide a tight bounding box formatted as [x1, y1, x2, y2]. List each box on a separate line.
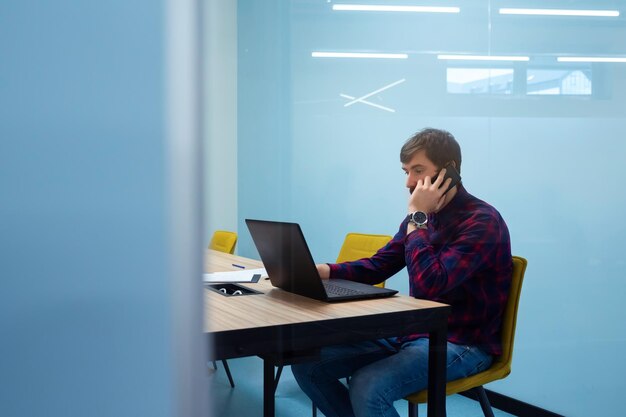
[409, 211, 428, 229]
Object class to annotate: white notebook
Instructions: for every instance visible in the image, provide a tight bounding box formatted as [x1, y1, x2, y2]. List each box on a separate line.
[203, 268, 267, 283]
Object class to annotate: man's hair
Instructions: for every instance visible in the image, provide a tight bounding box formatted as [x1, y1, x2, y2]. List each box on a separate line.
[400, 128, 462, 173]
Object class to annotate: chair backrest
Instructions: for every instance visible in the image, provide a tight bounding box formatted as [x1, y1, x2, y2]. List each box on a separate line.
[336, 233, 393, 288]
[491, 256, 527, 375]
[209, 230, 238, 254]
[336, 233, 393, 263]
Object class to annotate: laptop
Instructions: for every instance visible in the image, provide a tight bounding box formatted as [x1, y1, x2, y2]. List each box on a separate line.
[245, 219, 398, 302]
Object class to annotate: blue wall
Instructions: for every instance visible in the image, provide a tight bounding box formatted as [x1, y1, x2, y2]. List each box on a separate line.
[1, 2, 175, 416]
[237, 1, 626, 416]
[238, 1, 293, 229]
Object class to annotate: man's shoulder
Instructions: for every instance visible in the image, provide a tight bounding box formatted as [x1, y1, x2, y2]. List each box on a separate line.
[459, 187, 498, 212]
[468, 194, 501, 216]
[458, 189, 508, 227]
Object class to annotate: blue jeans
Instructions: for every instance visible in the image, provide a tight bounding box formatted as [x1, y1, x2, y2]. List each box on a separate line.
[291, 338, 493, 417]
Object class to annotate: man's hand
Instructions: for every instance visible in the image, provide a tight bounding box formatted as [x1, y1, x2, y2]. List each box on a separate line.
[316, 263, 330, 279]
[408, 168, 452, 214]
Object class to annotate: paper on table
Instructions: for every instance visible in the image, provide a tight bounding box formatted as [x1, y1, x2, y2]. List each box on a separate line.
[203, 268, 267, 283]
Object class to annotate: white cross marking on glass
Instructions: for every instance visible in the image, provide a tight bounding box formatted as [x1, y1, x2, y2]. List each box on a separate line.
[340, 79, 406, 112]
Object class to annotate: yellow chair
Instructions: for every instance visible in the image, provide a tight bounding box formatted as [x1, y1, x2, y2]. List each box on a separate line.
[209, 230, 238, 254]
[336, 232, 393, 288]
[208, 230, 238, 388]
[405, 256, 528, 417]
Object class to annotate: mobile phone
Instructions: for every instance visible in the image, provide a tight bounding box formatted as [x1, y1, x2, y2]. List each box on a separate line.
[431, 163, 461, 195]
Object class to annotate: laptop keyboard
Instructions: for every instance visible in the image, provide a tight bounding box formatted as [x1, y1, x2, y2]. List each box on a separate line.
[323, 281, 367, 296]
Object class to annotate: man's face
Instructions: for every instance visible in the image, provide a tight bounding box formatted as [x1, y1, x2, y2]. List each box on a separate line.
[401, 150, 439, 194]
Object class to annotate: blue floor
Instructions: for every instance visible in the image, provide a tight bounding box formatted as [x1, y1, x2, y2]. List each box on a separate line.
[210, 356, 516, 417]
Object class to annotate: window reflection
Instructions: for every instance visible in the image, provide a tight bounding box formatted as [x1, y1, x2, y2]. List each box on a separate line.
[446, 67, 594, 96]
[527, 69, 592, 95]
[446, 68, 514, 94]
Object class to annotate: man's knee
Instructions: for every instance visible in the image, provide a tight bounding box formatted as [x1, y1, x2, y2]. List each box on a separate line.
[349, 369, 388, 408]
[291, 362, 311, 382]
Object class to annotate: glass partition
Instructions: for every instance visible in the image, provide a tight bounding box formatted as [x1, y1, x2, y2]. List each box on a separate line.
[213, 1, 626, 415]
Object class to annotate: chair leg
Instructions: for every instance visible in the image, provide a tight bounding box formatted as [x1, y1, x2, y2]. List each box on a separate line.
[212, 360, 218, 370]
[472, 386, 495, 417]
[274, 365, 283, 394]
[408, 402, 419, 417]
[312, 401, 317, 417]
[221, 360, 235, 388]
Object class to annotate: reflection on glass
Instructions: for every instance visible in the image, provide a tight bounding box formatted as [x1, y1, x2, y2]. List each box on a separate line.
[527, 69, 592, 95]
[446, 68, 514, 94]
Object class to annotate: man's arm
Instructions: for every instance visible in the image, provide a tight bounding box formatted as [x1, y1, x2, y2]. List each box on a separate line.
[316, 263, 330, 279]
[322, 225, 407, 285]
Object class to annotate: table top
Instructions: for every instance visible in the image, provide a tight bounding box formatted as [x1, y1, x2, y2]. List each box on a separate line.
[205, 250, 448, 334]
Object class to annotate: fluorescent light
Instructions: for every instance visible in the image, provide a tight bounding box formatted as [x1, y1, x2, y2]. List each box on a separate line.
[557, 57, 626, 63]
[499, 8, 619, 17]
[332, 4, 460, 13]
[438, 54, 529, 62]
[312, 52, 408, 59]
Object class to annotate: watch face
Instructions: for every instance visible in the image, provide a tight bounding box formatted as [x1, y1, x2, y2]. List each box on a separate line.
[412, 211, 427, 224]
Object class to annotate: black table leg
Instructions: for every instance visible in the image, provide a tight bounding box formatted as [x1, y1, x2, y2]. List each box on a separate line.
[263, 359, 276, 417]
[427, 324, 448, 417]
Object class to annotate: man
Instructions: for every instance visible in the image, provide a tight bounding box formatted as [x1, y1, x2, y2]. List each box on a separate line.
[292, 128, 512, 417]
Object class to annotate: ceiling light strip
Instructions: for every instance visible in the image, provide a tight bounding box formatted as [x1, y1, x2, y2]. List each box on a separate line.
[558, 57, 626, 63]
[332, 4, 460, 13]
[437, 54, 529, 62]
[312, 52, 408, 59]
[499, 8, 619, 17]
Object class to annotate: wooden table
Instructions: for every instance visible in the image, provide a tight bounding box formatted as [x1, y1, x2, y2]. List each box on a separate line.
[205, 250, 450, 417]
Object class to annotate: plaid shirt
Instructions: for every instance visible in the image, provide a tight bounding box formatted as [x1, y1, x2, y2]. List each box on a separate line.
[329, 185, 512, 355]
